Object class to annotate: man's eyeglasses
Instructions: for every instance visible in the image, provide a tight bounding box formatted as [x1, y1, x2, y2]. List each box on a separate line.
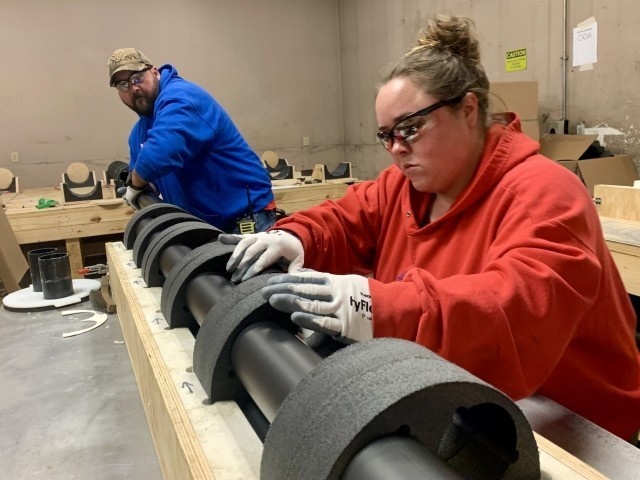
[113, 67, 151, 92]
[376, 94, 465, 150]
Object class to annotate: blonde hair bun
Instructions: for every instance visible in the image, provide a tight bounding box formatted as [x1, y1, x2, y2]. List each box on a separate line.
[413, 15, 480, 64]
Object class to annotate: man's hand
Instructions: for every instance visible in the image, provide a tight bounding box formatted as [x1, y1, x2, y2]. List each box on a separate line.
[261, 270, 373, 343]
[219, 230, 304, 283]
[123, 184, 145, 210]
[122, 170, 152, 210]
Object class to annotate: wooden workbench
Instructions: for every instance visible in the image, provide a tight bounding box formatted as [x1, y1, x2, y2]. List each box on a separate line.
[3, 186, 133, 278]
[3, 182, 352, 280]
[7, 180, 640, 297]
[594, 184, 640, 296]
[271, 181, 350, 213]
[598, 217, 640, 296]
[107, 241, 613, 480]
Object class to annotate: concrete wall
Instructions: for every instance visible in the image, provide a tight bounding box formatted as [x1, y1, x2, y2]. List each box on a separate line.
[1, 1, 639, 187]
[0, 0, 343, 188]
[339, 0, 640, 179]
[569, 1, 640, 161]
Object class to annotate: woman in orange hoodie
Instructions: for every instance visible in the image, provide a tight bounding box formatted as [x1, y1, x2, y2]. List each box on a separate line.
[220, 14, 640, 441]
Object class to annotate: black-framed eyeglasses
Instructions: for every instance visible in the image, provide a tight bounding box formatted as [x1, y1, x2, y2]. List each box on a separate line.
[113, 67, 151, 93]
[376, 94, 465, 150]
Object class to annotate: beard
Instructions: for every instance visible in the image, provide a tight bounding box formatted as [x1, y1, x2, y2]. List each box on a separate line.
[128, 75, 159, 117]
[130, 93, 155, 116]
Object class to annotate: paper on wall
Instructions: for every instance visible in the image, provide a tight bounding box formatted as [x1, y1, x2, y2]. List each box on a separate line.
[573, 17, 598, 68]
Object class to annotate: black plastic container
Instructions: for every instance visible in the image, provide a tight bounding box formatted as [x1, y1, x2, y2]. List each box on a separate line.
[38, 252, 74, 299]
[27, 247, 58, 292]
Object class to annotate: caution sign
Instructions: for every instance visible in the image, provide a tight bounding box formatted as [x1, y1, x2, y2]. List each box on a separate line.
[505, 48, 527, 72]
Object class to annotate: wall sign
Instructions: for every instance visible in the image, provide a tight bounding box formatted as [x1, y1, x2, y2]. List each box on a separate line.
[505, 48, 527, 72]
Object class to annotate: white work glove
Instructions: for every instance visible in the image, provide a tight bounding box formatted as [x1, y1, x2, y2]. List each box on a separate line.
[121, 171, 157, 210]
[123, 185, 145, 210]
[261, 270, 373, 343]
[219, 230, 304, 283]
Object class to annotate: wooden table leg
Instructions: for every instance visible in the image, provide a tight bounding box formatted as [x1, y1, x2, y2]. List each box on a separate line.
[65, 238, 83, 279]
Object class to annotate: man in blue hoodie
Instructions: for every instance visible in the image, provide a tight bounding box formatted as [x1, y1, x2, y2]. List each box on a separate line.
[107, 48, 276, 233]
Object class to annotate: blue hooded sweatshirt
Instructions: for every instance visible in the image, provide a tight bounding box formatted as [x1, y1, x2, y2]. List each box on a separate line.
[127, 64, 274, 229]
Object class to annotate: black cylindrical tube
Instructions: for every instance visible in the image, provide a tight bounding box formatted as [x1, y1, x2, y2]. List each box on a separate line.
[125, 199, 464, 479]
[137, 192, 162, 209]
[125, 202, 167, 252]
[28, 247, 57, 292]
[158, 244, 193, 279]
[342, 436, 464, 480]
[230, 322, 464, 479]
[184, 273, 234, 326]
[230, 321, 322, 422]
[38, 253, 74, 299]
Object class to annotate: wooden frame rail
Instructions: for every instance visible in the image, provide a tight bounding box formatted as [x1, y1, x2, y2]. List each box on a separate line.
[107, 241, 608, 480]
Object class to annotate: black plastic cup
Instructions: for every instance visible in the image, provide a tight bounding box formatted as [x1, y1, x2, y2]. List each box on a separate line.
[27, 247, 58, 292]
[38, 253, 74, 299]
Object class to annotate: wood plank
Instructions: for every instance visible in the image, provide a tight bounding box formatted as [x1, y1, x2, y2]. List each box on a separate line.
[534, 433, 608, 479]
[5, 186, 133, 244]
[594, 184, 640, 221]
[273, 182, 350, 214]
[5, 183, 351, 297]
[0, 206, 28, 292]
[107, 242, 260, 480]
[65, 238, 83, 280]
[106, 241, 610, 480]
[10, 210, 133, 244]
[6, 183, 350, 245]
[4, 185, 119, 209]
[599, 217, 640, 296]
[0, 190, 19, 207]
[7, 202, 132, 236]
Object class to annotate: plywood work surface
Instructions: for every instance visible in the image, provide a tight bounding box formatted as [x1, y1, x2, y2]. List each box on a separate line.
[106, 240, 610, 480]
[4, 186, 132, 244]
[3, 183, 350, 282]
[599, 216, 640, 296]
[594, 184, 640, 221]
[272, 181, 350, 214]
[5, 183, 352, 245]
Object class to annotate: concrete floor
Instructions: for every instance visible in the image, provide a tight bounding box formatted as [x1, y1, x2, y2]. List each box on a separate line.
[0, 299, 162, 479]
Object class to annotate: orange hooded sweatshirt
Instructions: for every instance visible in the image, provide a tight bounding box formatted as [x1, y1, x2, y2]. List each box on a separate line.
[276, 114, 640, 440]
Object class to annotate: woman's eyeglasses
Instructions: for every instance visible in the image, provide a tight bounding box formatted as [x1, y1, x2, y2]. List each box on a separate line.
[376, 94, 465, 150]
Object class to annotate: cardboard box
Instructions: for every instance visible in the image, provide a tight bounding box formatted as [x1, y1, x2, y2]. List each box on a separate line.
[489, 84, 639, 194]
[490, 81, 539, 141]
[579, 155, 639, 195]
[538, 134, 597, 161]
[556, 160, 579, 174]
[490, 81, 538, 121]
[538, 133, 640, 195]
[521, 120, 540, 142]
[0, 207, 28, 293]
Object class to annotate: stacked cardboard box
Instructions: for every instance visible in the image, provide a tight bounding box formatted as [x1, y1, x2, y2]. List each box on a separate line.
[538, 134, 639, 195]
[490, 81, 539, 141]
[491, 80, 639, 195]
